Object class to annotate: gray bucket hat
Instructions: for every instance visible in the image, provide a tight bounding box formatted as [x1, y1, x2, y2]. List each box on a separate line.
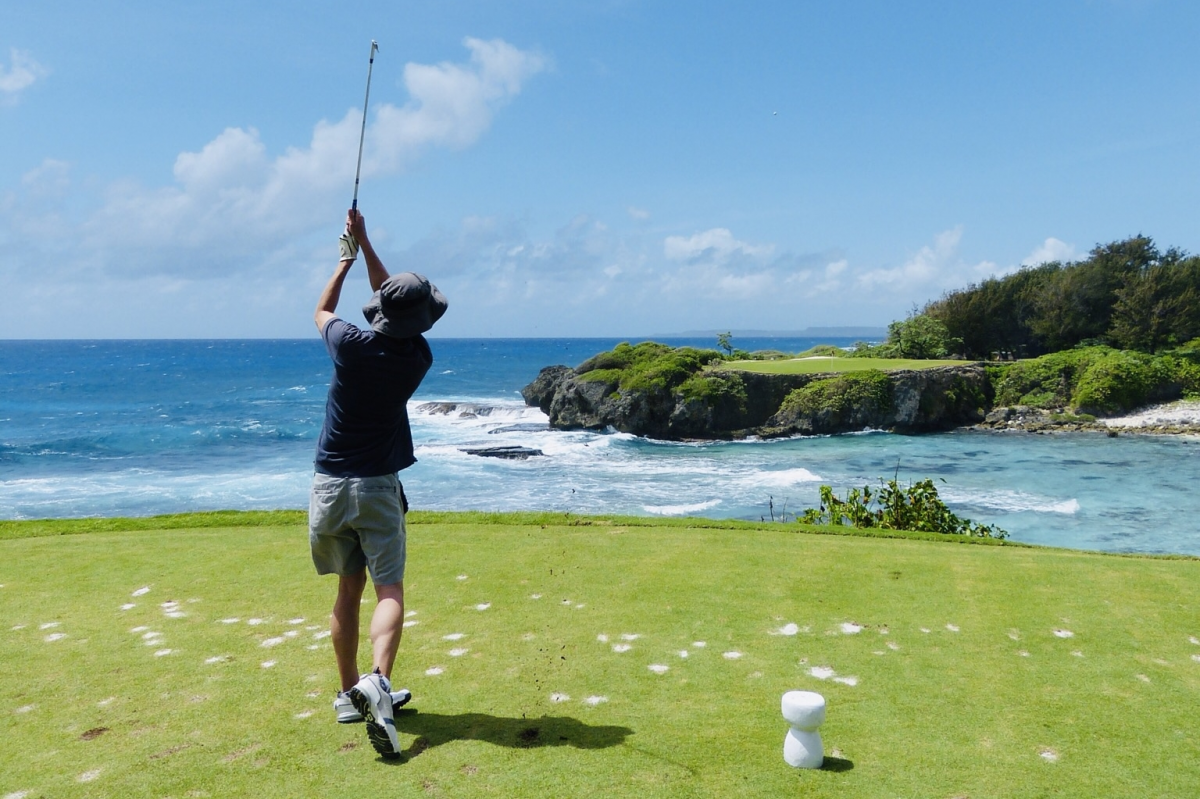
[362, 272, 448, 338]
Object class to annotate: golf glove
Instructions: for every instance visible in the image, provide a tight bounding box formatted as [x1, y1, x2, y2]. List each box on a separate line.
[338, 232, 360, 262]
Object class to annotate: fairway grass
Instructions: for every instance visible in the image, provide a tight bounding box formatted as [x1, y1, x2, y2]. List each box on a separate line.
[2, 514, 1198, 797]
[721, 356, 965, 375]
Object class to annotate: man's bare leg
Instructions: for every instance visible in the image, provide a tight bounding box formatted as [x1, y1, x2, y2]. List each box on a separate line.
[332, 570, 368, 691]
[370, 581, 404, 680]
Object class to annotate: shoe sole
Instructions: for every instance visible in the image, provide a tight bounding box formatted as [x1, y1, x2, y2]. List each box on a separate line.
[337, 692, 410, 725]
[348, 685, 401, 759]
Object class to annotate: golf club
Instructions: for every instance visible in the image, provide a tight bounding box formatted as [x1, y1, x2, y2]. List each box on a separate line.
[351, 40, 379, 211]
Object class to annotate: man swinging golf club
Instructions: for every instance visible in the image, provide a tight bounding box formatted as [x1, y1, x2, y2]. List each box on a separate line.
[309, 207, 447, 759]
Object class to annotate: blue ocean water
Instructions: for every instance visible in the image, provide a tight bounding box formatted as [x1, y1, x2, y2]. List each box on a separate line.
[2, 338, 1198, 556]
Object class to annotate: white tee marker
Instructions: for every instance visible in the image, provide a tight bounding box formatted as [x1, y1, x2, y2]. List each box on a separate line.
[781, 691, 825, 768]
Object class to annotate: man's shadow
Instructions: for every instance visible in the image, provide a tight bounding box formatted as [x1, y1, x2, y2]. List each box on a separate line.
[393, 708, 633, 760]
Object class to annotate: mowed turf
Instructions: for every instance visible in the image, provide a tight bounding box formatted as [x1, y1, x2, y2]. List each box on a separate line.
[2, 515, 1198, 798]
[721, 356, 964, 374]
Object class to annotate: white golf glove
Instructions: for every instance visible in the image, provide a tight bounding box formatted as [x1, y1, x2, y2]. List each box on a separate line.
[338, 232, 359, 262]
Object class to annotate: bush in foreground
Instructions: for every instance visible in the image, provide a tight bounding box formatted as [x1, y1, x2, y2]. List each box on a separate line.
[798, 479, 1008, 539]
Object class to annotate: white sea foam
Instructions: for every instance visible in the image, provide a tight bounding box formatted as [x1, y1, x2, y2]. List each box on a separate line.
[644, 499, 721, 516]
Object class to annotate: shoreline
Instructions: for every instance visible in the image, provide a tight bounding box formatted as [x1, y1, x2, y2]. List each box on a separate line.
[972, 399, 1200, 437]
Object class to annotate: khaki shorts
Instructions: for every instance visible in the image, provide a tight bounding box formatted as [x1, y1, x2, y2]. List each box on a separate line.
[308, 473, 407, 585]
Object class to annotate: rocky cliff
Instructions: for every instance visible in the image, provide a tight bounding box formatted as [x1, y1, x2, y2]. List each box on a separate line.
[522, 363, 992, 440]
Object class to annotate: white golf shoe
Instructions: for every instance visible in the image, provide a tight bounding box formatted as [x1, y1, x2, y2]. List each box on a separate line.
[334, 686, 411, 723]
[347, 670, 402, 758]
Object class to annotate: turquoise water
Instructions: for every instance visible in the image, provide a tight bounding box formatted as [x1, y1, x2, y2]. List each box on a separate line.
[2, 339, 1197, 555]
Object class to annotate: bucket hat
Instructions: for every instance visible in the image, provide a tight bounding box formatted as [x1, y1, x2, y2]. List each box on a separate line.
[362, 273, 448, 338]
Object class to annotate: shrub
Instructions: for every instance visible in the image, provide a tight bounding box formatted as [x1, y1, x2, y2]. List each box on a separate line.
[575, 342, 724, 394]
[1071, 351, 1157, 414]
[798, 479, 1007, 538]
[678, 373, 747, 412]
[778, 370, 892, 418]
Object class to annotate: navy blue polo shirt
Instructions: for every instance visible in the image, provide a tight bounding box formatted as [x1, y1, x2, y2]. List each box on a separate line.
[314, 318, 433, 477]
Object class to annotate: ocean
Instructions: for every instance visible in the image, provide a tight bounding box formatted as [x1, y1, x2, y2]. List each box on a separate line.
[2, 338, 1198, 556]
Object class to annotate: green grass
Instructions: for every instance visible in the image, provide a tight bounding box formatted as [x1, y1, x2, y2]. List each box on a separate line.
[721, 357, 965, 375]
[2, 513, 1198, 797]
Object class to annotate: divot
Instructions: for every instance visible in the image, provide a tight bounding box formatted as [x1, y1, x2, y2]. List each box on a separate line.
[295, 710, 314, 719]
[131, 626, 149, 633]
[457, 575, 468, 581]
[97, 697, 115, 706]
[247, 618, 266, 625]
[550, 692, 570, 702]
[39, 622, 60, 630]
[284, 630, 299, 638]
[132, 587, 150, 596]
[425, 666, 444, 676]
[218, 618, 240, 624]
[449, 648, 469, 657]
[120, 603, 136, 611]
[77, 769, 102, 783]
[403, 620, 419, 628]
[154, 649, 173, 657]
[530, 594, 542, 600]
[313, 630, 330, 639]
[15, 704, 35, 714]
[287, 618, 305, 625]
[678, 650, 689, 658]
[1189, 635, 1199, 645]
[886, 641, 900, 651]
[596, 634, 609, 643]
[771, 623, 800, 636]
[4, 790, 31, 799]
[809, 666, 835, 680]
[1052, 629, 1074, 638]
[832, 676, 858, 686]
[1008, 630, 1021, 641]
[405, 611, 417, 618]
[648, 664, 669, 674]
[920, 627, 931, 633]
[261, 637, 285, 648]
[840, 622, 863, 635]
[443, 633, 465, 641]
[946, 624, 960, 632]
[474, 603, 491, 611]
[261, 660, 276, 669]
[204, 656, 229, 664]
[11, 624, 26, 630]
[692, 641, 707, 648]
[1019, 651, 1030, 657]
[1072, 651, 1084, 658]
[1136, 674, 1150, 683]
[1039, 748, 1059, 763]
[44, 633, 66, 642]
[722, 651, 743, 660]
[584, 696, 608, 706]
[612, 643, 632, 653]
[620, 634, 641, 641]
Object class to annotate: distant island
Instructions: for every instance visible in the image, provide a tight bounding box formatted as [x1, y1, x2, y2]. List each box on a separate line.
[662, 326, 888, 338]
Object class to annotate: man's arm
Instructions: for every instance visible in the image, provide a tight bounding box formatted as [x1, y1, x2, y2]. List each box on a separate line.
[314, 259, 354, 333]
[348, 209, 390, 292]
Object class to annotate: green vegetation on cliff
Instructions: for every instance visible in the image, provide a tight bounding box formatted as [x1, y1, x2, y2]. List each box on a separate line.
[777, 370, 893, 419]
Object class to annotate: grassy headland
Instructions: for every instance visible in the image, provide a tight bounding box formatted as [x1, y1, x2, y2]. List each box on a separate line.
[2, 512, 1197, 798]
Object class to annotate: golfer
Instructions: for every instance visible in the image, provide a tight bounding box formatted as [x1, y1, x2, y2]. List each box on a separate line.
[309, 208, 447, 759]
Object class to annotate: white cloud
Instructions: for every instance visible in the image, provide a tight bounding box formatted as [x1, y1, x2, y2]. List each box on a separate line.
[0, 49, 47, 101]
[51, 38, 547, 277]
[855, 226, 998, 293]
[627, 206, 650, 220]
[663, 228, 775, 264]
[1022, 237, 1078, 266]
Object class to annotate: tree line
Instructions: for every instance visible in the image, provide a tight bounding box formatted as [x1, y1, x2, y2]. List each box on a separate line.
[918, 236, 1200, 359]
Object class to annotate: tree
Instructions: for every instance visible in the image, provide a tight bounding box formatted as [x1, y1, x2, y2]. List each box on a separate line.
[885, 313, 962, 359]
[716, 331, 733, 356]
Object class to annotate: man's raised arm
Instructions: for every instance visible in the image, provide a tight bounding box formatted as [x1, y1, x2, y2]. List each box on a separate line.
[348, 210, 390, 292]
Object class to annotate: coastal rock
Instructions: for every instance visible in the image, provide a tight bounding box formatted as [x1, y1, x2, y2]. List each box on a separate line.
[460, 446, 544, 460]
[417, 401, 500, 418]
[521, 362, 992, 440]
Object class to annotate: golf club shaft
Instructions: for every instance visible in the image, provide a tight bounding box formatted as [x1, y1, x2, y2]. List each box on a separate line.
[352, 40, 379, 211]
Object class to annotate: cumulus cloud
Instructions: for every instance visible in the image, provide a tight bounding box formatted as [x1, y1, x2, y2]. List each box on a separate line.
[1022, 237, 1078, 266]
[0, 49, 47, 102]
[61, 38, 545, 276]
[855, 226, 998, 293]
[663, 228, 774, 264]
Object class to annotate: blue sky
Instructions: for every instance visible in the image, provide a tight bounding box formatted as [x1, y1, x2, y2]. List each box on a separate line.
[3, 1, 1198, 338]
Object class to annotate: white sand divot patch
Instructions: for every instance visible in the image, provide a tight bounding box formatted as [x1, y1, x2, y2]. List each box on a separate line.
[405, 610, 417, 618]
[1053, 629, 1074, 638]
[612, 643, 632, 653]
[425, 666, 444, 676]
[295, 710, 314, 719]
[120, 603, 136, 611]
[772, 623, 801, 636]
[4, 790, 31, 799]
[313, 630, 330, 640]
[521, 633, 536, 641]
[1191, 654, 1200, 663]
[261, 660, 276, 669]
[475, 603, 491, 611]
[1189, 635, 1199, 645]
[1019, 651, 1030, 657]
[809, 666, 835, 680]
[920, 627, 931, 633]
[306, 690, 321, 698]
[154, 649, 173, 657]
[141, 631, 162, 641]
[132, 587, 151, 597]
[457, 575, 468, 581]
[130, 626, 149, 633]
[887, 641, 900, 651]
[39, 622, 60, 630]
[692, 641, 707, 648]
[44, 633, 67, 642]
[448, 648, 469, 657]
[584, 696, 608, 706]
[832, 676, 859, 686]
[247, 618, 266, 625]
[287, 618, 305, 625]
[218, 618, 240, 624]
[77, 769, 102, 782]
[946, 624, 960, 632]
[530, 594, 543, 600]
[403, 620, 419, 628]
[574, 604, 586, 609]
[873, 650, 886, 656]
[620, 634, 641, 641]
[165, 611, 186, 618]
[1040, 748, 1059, 763]
[284, 630, 299, 638]
[840, 623, 863, 635]
[678, 650, 689, 658]
[261, 637, 285, 648]
[97, 697, 115, 706]
[305, 644, 320, 651]
[1136, 674, 1150, 683]
[443, 633, 466, 641]
[723, 651, 743, 660]
[596, 634, 609, 643]
[648, 664, 669, 674]
[1072, 651, 1084, 658]
[1008, 630, 1021, 640]
[550, 693, 570, 702]
[15, 704, 35, 714]
[204, 656, 229, 664]
[11, 624, 26, 630]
